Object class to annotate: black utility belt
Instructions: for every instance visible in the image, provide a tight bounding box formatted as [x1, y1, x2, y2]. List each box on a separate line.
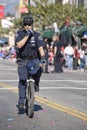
[20, 54, 38, 60]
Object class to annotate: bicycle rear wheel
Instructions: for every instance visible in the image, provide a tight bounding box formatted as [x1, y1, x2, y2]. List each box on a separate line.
[25, 80, 34, 118]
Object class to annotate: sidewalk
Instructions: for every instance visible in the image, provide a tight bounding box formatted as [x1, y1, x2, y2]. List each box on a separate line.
[48, 65, 85, 73]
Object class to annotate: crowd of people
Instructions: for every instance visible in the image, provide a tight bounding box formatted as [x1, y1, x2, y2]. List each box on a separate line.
[43, 33, 87, 73]
[0, 45, 16, 60]
[0, 32, 87, 73]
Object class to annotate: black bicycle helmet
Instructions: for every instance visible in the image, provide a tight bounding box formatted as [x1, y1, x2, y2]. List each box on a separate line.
[22, 16, 34, 27]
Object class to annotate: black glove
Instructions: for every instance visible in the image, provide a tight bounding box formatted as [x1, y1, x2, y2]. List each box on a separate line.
[25, 30, 33, 37]
[15, 46, 19, 54]
[40, 57, 46, 65]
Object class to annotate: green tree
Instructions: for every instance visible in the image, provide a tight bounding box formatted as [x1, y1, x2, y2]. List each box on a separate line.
[13, 1, 87, 31]
[27, 0, 63, 29]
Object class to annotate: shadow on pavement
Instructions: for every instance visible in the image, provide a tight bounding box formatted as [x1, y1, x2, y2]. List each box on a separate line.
[34, 104, 43, 111]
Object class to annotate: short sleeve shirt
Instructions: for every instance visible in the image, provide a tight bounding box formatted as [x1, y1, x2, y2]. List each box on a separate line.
[15, 30, 43, 57]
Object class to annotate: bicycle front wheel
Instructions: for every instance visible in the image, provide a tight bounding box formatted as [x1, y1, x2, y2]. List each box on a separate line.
[27, 81, 35, 118]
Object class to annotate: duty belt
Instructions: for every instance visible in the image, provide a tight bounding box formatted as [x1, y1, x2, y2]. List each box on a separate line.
[20, 53, 38, 60]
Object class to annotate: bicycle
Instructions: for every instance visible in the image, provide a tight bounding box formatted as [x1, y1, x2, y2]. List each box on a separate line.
[24, 58, 46, 118]
[25, 76, 35, 118]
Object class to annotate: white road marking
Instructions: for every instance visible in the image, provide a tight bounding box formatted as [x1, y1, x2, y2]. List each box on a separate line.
[41, 87, 87, 90]
[0, 87, 87, 90]
[0, 80, 87, 90]
[0, 69, 16, 71]
[0, 79, 87, 82]
[0, 88, 17, 90]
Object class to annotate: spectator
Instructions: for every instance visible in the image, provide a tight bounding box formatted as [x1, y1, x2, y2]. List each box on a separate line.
[53, 33, 64, 73]
[82, 42, 87, 71]
[42, 37, 49, 73]
[73, 46, 78, 70]
[78, 48, 85, 71]
[64, 42, 74, 70]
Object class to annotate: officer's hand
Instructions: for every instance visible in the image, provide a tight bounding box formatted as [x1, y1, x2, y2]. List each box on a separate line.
[40, 57, 46, 67]
[25, 30, 33, 37]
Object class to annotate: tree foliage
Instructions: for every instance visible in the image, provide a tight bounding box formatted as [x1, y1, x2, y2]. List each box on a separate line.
[26, 0, 87, 29]
[12, 0, 87, 31]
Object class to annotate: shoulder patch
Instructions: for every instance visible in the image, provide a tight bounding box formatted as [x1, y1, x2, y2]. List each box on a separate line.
[38, 35, 43, 40]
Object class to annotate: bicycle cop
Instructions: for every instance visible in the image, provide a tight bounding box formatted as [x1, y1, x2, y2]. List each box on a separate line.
[15, 16, 46, 111]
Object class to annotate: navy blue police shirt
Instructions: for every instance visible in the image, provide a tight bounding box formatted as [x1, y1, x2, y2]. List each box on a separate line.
[15, 29, 43, 58]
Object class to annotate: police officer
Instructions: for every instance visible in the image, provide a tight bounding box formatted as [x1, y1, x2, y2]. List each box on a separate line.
[15, 16, 45, 110]
[43, 37, 49, 73]
[53, 34, 64, 73]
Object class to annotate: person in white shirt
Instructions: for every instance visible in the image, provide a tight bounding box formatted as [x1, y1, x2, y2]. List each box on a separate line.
[64, 42, 74, 70]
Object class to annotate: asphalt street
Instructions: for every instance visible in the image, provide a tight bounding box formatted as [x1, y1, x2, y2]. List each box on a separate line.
[0, 59, 87, 130]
